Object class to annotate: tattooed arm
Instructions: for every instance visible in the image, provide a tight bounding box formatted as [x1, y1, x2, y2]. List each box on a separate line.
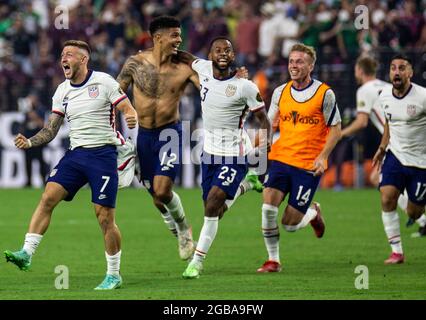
[117, 56, 137, 92]
[14, 113, 63, 149]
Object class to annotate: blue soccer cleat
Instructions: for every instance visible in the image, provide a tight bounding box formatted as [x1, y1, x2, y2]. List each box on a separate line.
[94, 274, 122, 290]
[4, 249, 32, 271]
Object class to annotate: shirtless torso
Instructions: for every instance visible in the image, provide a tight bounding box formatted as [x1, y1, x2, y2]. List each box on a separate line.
[117, 49, 199, 129]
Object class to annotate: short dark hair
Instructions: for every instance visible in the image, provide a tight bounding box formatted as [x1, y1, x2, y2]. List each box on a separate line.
[356, 56, 378, 76]
[209, 37, 233, 51]
[149, 16, 181, 36]
[391, 54, 412, 66]
[62, 40, 91, 56]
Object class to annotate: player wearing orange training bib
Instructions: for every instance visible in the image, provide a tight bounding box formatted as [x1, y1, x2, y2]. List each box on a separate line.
[257, 44, 342, 273]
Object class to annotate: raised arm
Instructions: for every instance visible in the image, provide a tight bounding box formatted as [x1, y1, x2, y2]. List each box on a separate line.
[14, 113, 63, 149]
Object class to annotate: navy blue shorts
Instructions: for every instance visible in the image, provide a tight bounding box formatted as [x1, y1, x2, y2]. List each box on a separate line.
[137, 122, 182, 193]
[380, 151, 426, 206]
[264, 160, 320, 214]
[201, 152, 248, 201]
[47, 145, 118, 208]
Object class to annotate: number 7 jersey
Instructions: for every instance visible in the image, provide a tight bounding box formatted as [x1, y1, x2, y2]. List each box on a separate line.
[191, 59, 265, 157]
[378, 83, 426, 168]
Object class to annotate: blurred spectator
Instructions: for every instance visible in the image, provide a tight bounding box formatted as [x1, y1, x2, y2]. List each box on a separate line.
[235, 4, 260, 73]
[18, 93, 48, 187]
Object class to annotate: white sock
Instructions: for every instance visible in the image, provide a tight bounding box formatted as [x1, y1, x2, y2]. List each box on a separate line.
[382, 211, 403, 254]
[239, 179, 252, 194]
[160, 211, 178, 237]
[23, 233, 43, 255]
[283, 207, 317, 232]
[192, 216, 219, 264]
[416, 214, 426, 227]
[261, 204, 280, 262]
[397, 192, 408, 211]
[105, 250, 121, 276]
[164, 191, 188, 234]
[224, 186, 243, 211]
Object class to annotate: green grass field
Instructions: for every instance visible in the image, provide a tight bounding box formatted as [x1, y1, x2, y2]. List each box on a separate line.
[1, 188, 425, 300]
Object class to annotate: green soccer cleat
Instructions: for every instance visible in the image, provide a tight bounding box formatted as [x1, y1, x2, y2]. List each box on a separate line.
[182, 261, 203, 279]
[245, 172, 264, 193]
[94, 274, 122, 290]
[4, 249, 32, 271]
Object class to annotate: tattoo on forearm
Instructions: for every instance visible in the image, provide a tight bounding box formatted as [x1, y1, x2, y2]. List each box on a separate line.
[29, 114, 63, 147]
[117, 56, 166, 98]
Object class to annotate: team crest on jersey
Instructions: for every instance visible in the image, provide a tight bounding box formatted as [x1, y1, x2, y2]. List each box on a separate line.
[225, 84, 237, 97]
[88, 85, 99, 98]
[406, 105, 417, 117]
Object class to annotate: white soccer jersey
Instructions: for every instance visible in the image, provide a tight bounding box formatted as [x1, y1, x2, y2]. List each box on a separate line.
[192, 59, 265, 156]
[52, 70, 127, 150]
[356, 79, 390, 134]
[378, 83, 426, 168]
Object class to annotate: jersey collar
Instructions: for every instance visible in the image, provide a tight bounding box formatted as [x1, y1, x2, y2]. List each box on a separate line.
[70, 69, 93, 88]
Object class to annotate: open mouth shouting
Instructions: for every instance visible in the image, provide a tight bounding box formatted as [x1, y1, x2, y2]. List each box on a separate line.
[63, 63, 72, 77]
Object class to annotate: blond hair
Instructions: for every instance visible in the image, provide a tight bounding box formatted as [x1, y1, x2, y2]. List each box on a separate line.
[356, 56, 378, 76]
[290, 43, 316, 64]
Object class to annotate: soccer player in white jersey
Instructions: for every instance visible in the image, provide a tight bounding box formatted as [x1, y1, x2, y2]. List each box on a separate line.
[4, 40, 138, 289]
[341, 56, 426, 231]
[180, 38, 271, 279]
[373, 54, 426, 264]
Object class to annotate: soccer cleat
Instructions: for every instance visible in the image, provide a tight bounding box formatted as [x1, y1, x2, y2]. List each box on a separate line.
[256, 260, 282, 273]
[384, 252, 404, 264]
[245, 172, 264, 193]
[94, 274, 122, 290]
[178, 228, 195, 260]
[410, 226, 426, 238]
[406, 218, 415, 227]
[182, 261, 203, 279]
[4, 249, 31, 271]
[310, 202, 325, 238]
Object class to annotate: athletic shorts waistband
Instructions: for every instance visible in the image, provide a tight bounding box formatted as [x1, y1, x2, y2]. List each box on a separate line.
[138, 121, 181, 134]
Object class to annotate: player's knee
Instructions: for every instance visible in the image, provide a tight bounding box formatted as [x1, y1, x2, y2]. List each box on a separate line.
[154, 189, 172, 204]
[205, 201, 221, 217]
[381, 193, 398, 210]
[40, 191, 59, 211]
[96, 209, 115, 232]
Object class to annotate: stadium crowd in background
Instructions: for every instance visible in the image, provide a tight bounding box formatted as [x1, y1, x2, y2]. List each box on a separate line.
[0, 0, 425, 188]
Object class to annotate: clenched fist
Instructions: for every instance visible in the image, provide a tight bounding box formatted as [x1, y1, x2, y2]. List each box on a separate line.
[14, 133, 31, 149]
[125, 115, 138, 129]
